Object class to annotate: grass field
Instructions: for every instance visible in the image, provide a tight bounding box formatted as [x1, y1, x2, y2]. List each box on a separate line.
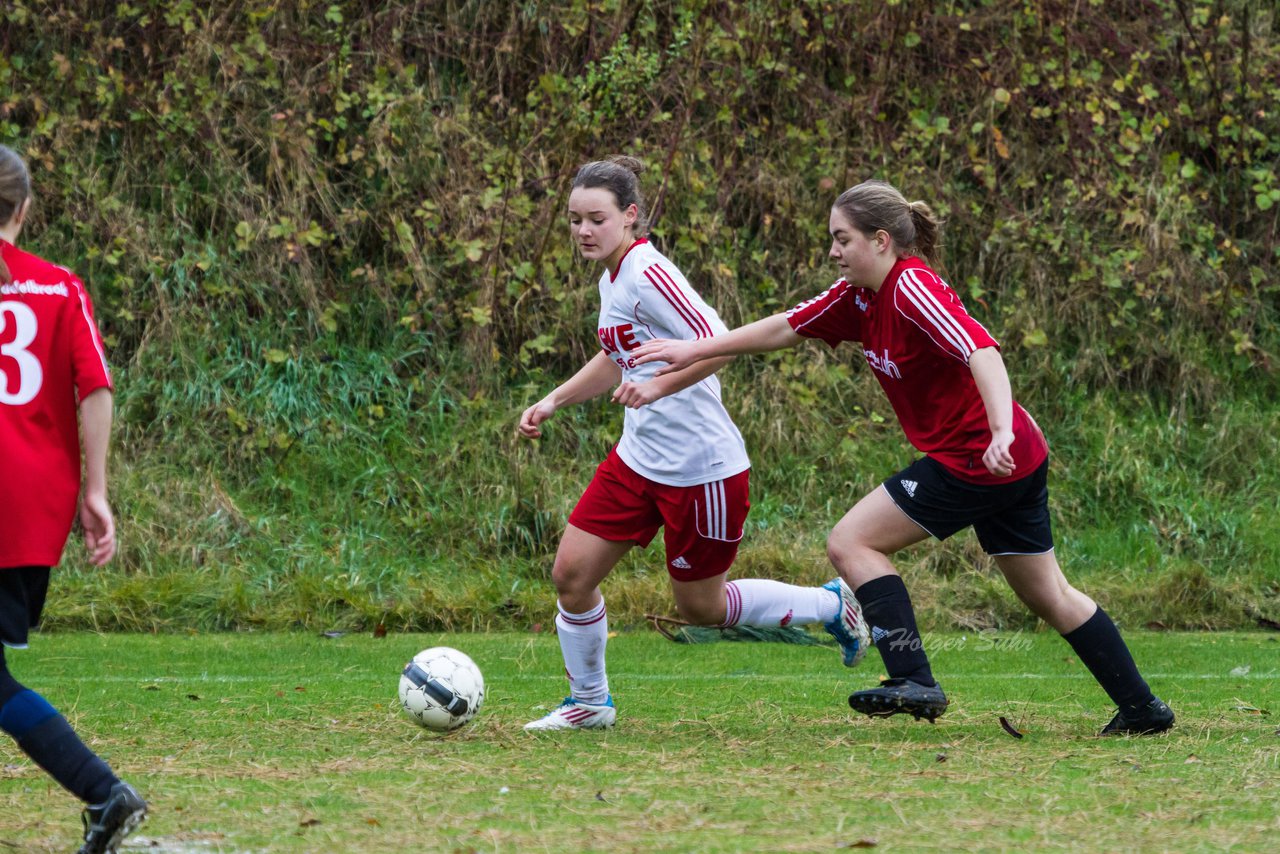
[1, 631, 1276, 852]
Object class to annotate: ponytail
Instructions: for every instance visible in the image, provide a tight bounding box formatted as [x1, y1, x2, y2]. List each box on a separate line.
[908, 200, 941, 266]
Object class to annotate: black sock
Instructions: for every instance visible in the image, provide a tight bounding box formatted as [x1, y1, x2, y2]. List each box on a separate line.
[18, 714, 118, 804]
[0, 682, 118, 805]
[854, 575, 936, 687]
[1062, 606, 1154, 712]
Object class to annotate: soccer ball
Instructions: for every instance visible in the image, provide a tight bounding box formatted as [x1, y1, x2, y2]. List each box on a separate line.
[398, 647, 485, 731]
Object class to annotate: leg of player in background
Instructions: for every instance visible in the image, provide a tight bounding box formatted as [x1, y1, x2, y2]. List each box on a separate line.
[524, 524, 630, 731]
[670, 573, 832, 628]
[665, 466, 872, 668]
[669, 574, 870, 666]
[995, 552, 1173, 734]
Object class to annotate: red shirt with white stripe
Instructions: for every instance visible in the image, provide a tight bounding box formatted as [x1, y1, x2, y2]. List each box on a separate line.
[786, 256, 1047, 484]
[598, 239, 750, 486]
[0, 239, 113, 567]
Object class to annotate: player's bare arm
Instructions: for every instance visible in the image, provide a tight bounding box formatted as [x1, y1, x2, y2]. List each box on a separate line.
[968, 346, 1016, 477]
[78, 387, 116, 566]
[518, 351, 622, 438]
[611, 355, 733, 409]
[633, 313, 804, 376]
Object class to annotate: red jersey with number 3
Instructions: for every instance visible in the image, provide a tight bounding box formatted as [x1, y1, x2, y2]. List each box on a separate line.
[786, 256, 1047, 484]
[0, 239, 113, 567]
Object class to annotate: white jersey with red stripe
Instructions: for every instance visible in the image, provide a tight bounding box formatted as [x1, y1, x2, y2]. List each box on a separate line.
[786, 256, 1047, 484]
[596, 239, 749, 486]
[1, 239, 113, 567]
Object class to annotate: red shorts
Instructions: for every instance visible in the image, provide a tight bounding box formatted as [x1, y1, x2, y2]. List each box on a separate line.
[568, 448, 750, 582]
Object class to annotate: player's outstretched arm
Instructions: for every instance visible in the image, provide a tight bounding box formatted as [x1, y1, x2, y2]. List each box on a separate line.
[969, 346, 1016, 478]
[518, 351, 622, 438]
[611, 355, 733, 409]
[633, 313, 804, 377]
[79, 387, 116, 566]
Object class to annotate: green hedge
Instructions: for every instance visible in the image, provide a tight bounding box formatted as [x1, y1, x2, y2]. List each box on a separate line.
[2, 1, 1276, 630]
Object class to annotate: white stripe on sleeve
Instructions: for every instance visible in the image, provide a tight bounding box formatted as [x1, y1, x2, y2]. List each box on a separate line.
[786, 281, 850, 332]
[897, 269, 977, 359]
[644, 264, 713, 338]
[69, 278, 111, 380]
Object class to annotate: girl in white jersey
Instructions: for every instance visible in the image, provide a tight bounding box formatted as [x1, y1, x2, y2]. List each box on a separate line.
[635, 180, 1172, 737]
[518, 156, 870, 731]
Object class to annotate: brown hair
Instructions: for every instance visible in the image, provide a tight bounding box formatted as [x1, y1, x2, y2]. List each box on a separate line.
[571, 155, 649, 235]
[833, 180, 941, 266]
[0, 145, 31, 283]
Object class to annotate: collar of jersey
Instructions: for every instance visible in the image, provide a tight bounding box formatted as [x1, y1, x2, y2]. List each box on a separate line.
[878, 255, 928, 294]
[609, 237, 649, 282]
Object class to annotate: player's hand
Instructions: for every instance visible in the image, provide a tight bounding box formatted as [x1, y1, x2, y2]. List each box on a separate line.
[611, 381, 664, 409]
[518, 399, 557, 439]
[632, 338, 701, 377]
[80, 490, 116, 566]
[982, 429, 1017, 477]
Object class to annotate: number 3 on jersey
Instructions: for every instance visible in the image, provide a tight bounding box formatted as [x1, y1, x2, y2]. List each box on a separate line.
[0, 300, 43, 405]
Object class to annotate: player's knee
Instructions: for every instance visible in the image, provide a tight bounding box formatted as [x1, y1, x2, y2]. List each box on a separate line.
[548, 562, 568, 592]
[826, 530, 865, 575]
[825, 533, 846, 569]
[549, 558, 579, 593]
[549, 560, 600, 608]
[1041, 584, 1095, 630]
[1017, 582, 1074, 623]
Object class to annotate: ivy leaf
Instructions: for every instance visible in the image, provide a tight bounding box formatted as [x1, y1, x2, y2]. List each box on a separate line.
[1022, 329, 1048, 347]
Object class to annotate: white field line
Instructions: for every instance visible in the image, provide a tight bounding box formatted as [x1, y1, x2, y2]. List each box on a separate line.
[124, 840, 256, 854]
[55, 670, 1280, 683]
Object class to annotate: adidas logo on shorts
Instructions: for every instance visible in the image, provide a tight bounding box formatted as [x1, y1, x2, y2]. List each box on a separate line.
[900, 479, 918, 498]
[671, 556, 691, 570]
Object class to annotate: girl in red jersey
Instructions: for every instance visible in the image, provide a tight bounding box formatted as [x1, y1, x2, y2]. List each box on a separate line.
[517, 156, 870, 731]
[635, 180, 1173, 736]
[0, 145, 147, 851]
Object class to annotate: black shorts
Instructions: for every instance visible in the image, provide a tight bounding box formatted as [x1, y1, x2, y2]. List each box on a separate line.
[882, 457, 1053, 556]
[0, 567, 50, 649]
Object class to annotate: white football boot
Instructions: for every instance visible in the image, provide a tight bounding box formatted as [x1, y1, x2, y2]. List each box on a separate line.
[523, 696, 616, 731]
[822, 578, 871, 667]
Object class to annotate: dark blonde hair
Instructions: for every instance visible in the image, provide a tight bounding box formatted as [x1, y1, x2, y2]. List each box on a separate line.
[0, 145, 31, 283]
[571, 155, 649, 235]
[833, 180, 941, 266]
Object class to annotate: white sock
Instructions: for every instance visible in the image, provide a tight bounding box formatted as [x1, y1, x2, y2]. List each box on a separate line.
[556, 599, 610, 705]
[722, 580, 840, 628]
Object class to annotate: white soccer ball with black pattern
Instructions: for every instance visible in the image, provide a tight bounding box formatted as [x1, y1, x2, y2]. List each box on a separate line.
[398, 647, 485, 731]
